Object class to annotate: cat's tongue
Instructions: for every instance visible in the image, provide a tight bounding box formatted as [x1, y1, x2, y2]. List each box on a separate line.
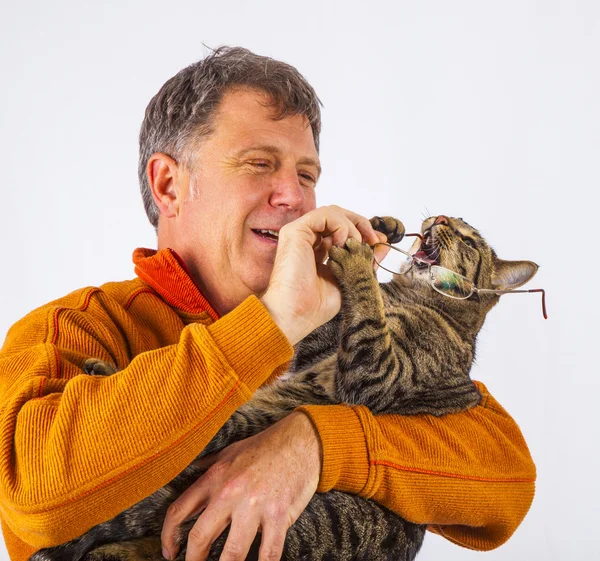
[414, 251, 437, 264]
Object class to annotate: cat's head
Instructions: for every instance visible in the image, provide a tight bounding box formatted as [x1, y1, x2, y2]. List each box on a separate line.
[404, 215, 538, 317]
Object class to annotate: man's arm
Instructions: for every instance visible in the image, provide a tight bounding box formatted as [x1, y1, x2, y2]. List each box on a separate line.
[0, 291, 293, 549]
[297, 380, 536, 551]
[1, 205, 384, 561]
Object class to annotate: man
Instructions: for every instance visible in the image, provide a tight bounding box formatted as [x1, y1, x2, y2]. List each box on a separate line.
[0, 47, 535, 561]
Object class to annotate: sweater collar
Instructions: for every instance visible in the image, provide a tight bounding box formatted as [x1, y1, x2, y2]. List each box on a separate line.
[133, 248, 220, 320]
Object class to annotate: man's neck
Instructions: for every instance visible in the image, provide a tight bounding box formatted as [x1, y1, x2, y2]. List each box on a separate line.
[157, 225, 256, 316]
[185, 259, 253, 317]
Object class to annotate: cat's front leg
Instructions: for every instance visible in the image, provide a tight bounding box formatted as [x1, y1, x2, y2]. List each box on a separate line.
[327, 239, 396, 409]
[328, 239, 384, 323]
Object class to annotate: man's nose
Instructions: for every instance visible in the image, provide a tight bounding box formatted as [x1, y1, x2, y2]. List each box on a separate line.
[269, 169, 306, 210]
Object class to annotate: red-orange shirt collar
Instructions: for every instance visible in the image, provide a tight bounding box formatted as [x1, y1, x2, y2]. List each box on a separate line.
[133, 248, 220, 321]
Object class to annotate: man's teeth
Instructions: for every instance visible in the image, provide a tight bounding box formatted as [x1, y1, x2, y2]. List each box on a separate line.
[257, 229, 279, 238]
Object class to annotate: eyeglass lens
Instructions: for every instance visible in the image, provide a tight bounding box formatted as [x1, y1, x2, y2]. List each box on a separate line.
[430, 266, 474, 299]
[374, 245, 413, 275]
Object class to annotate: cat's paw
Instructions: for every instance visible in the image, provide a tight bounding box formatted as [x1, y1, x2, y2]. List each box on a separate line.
[370, 216, 405, 244]
[83, 358, 118, 376]
[328, 238, 375, 286]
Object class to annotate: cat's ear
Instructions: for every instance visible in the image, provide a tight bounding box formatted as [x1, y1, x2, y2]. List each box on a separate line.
[491, 259, 539, 290]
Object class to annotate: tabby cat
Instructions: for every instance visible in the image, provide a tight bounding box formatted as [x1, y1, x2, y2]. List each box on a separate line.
[30, 215, 539, 561]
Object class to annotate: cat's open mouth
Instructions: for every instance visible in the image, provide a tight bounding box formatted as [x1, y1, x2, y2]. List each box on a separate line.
[412, 232, 440, 268]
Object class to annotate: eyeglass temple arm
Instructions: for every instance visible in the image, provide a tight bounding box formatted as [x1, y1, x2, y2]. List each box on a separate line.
[477, 288, 547, 319]
[404, 233, 425, 241]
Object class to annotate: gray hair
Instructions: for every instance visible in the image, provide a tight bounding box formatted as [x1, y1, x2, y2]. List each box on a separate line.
[138, 46, 323, 229]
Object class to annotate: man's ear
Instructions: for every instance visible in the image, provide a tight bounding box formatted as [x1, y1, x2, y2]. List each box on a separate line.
[491, 258, 539, 290]
[147, 153, 183, 218]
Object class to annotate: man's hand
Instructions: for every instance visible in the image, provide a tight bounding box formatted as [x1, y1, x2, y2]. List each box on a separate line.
[161, 412, 322, 561]
[261, 205, 388, 345]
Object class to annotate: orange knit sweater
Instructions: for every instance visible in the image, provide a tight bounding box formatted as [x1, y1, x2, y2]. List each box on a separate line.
[0, 248, 536, 560]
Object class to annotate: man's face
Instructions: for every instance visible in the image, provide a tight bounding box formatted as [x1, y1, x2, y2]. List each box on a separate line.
[169, 88, 320, 311]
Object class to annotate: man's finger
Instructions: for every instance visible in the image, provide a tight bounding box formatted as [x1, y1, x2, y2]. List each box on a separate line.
[218, 516, 260, 561]
[314, 236, 333, 264]
[337, 208, 381, 246]
[161, 476, 211, 559]
[329, 222, 361, 247]
[257, 518, 287, 561]
[181, 506, 229, 561]
[376, 231, 389, 243]
[191, 454, 219, 470]
[290, 206, 363, 247]
[372, 235, 391, 270]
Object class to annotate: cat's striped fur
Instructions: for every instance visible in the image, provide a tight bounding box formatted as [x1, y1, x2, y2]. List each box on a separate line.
[30, 215, 538, 561]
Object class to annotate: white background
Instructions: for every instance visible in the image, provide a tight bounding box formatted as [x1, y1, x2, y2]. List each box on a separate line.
[1, 1, 598, 560]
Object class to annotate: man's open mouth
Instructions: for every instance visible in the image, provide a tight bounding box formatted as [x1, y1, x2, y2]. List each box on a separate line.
[412, 230, 440, 268]
[252, 229, 280, 242]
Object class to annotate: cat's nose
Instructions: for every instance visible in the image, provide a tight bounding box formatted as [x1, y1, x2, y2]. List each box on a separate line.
[434, 215, 449, 225]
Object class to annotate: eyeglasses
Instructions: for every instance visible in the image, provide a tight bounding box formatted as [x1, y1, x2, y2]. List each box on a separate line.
[373, 237, 547, 319]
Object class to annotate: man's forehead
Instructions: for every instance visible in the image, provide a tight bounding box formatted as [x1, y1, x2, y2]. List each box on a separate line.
[216, 88, 289, 121]
[215, 89, 311, 134]
[211, 89, 319, 160]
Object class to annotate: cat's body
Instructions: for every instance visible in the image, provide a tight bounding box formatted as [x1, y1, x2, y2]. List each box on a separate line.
[30, 215, 539, 561]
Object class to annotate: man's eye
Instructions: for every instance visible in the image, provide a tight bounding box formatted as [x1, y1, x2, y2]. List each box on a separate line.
[299, 172, 316, 183]
[250, 161, 270, 168]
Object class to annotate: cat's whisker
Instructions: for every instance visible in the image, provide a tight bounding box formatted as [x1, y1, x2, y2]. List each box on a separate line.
[425, 241, 442, 263]
[429, 244, 442, 260]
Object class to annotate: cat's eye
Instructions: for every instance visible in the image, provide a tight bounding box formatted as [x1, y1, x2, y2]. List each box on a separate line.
[463, 238, 475, 248]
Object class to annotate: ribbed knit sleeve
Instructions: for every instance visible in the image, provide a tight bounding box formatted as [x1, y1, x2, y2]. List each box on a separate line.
[0, 289, 293, 550]
[296, 382, 536, 551]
